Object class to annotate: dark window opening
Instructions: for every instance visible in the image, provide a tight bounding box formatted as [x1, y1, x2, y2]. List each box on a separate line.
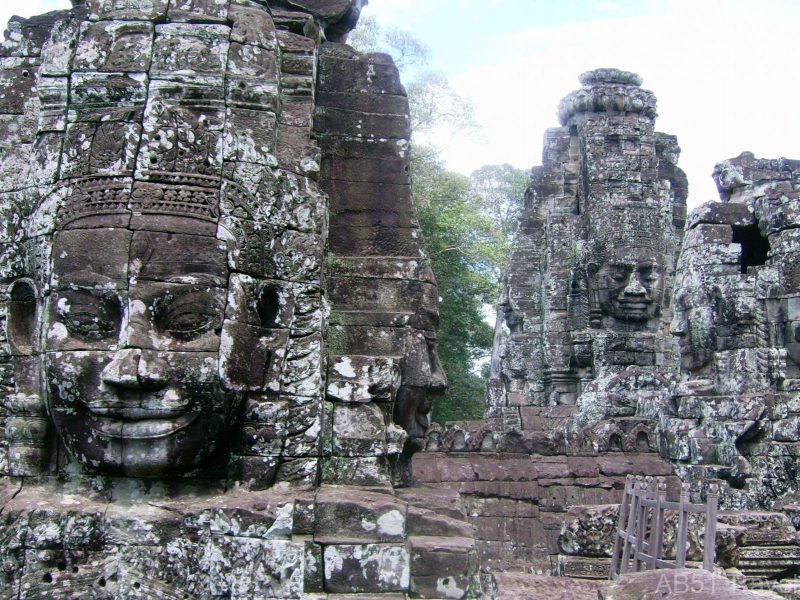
[732, 223, 770, 274]
[256, 287, 281, 328]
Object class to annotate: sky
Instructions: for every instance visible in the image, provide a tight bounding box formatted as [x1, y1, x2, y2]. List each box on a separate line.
[3, 0, 799, 209]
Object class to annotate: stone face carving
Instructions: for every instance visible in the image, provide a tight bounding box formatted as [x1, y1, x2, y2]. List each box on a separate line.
[487, 69, 687, 442]
[314, 44, 446, 487]
[0, 3, 468, 599]
[42, 214, 249, 476]
[590, 246, 663, 323]
[0, 0, 443, 489]
[658, 152, 800, 510]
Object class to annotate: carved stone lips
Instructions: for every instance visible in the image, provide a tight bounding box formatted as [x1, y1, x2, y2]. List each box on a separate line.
[87, 410, 198, 440]
[84, 392, 197, 439]
[85, 390, 190, 420]
[617, 301, 649, 312]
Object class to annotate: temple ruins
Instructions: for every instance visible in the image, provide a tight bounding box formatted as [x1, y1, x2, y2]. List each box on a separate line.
[0, 1, 799, 599]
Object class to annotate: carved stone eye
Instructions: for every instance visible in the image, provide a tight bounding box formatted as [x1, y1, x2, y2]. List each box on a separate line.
[611, 267, 630, 281]
[639, 266, 657, 281]
[163, 311, 215, 338]
[57, 291, 121, 342]
[63, 312, 116, 341]
[154, 291, 221, 341]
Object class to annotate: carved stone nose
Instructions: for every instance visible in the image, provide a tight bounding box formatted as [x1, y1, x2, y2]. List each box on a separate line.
[670, 313, 687, 336]
[101, 349, 168, 388]
[623, 276, 647, 296]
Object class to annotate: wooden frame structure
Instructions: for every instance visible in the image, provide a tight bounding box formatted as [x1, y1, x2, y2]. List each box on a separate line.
[610, 475, 719, 579]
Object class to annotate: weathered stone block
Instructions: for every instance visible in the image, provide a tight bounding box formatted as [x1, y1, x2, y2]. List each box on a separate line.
[314, 486, 405, 544]
[323, 544, 410, 594]
[326, 355, 400, 403]
[331, 403, 386, 457]
[209, 536, 305, 599]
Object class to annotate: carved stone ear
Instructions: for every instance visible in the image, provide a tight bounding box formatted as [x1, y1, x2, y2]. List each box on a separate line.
[587, 263, 599, 279]
[7, 280, 38, 356]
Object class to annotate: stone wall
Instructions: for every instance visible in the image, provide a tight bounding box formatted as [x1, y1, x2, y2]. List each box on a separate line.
[417, 418, 678, 575]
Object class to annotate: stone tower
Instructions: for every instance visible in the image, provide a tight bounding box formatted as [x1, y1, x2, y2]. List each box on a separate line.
[488, 69, 688, 435]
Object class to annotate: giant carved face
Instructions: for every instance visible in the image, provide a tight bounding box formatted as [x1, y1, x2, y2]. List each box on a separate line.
[394, 331, 447, 453]
[40, 211, 286, 476]
[591, 247, 663, 322]
[670, 289, 720, 372]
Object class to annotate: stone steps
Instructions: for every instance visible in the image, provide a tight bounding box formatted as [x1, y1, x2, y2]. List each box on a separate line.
[493, 572, 605, 600]
[397, 486, 482, 600]
[717, 512, 800, 584]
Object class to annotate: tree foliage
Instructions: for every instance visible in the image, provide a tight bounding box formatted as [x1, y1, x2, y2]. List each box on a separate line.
[411, 146, 504, 424]
[468, 164, 529, 242]
[348, 15, 526, 425]
[347, 15, 430, 71]
[407, 71, 482, 149]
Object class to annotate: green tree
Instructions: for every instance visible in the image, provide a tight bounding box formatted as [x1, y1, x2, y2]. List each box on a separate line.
[411, 147, 506, 424]
[468, 164, 529, 242]
[347, 15, 430, 71]
[348, 16, 513, 424]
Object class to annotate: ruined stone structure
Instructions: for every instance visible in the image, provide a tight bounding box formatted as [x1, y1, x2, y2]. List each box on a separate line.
[0, 2, 481, 598]
[1, 0, 800, 596]
[420, 74, 800, 590]
[659, 152, 800, 512]
[487, 68, 687, 450]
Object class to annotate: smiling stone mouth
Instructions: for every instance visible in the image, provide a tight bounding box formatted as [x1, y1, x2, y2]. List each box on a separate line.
[88, 411, 198, 440]
[617, 301, 649, 311]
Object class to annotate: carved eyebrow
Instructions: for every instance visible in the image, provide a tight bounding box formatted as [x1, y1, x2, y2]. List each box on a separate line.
[60, 271, 117, 288]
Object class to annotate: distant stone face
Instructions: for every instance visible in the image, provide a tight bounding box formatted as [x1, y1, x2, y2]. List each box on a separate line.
[590, 245, 664, 323]
[488, 69, 687, 436]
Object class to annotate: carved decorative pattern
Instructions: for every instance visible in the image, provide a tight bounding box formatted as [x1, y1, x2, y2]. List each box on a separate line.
[130, 182, 219, 222]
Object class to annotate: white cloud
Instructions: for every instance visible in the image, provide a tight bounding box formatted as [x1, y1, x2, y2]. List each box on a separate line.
[441, 1, 800, 209]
